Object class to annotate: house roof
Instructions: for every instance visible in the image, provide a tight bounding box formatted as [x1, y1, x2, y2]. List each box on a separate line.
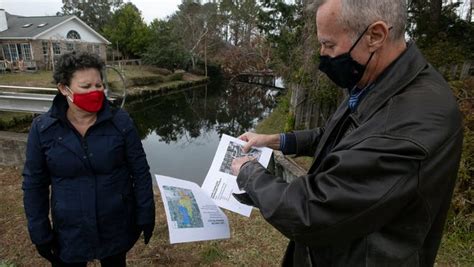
[0, 12, 72, 38]
[0, 12, 110, 44]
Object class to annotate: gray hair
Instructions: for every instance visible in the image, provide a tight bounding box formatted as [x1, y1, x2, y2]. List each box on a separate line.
[307, 0, 407, 41]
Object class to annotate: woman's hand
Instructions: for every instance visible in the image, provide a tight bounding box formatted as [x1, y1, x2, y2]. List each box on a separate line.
[137, 223, 155, 244]
[35, 239, 59, 263]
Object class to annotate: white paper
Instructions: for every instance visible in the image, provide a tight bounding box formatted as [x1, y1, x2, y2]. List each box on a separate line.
[155, 175, 230, 244]
[201, 134, 273, 217]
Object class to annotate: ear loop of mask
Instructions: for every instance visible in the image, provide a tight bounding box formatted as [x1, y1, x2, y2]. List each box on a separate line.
[65, 86, 74, 103]
[352, 24, 393, 70]
[348, 25, 371, 55]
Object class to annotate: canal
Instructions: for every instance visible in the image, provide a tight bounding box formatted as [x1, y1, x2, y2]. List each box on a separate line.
[125, 80, 281, 185]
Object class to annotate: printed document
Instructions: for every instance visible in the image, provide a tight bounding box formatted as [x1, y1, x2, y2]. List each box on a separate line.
[201, 134, 273, 217]
[155, 175, 230, 244]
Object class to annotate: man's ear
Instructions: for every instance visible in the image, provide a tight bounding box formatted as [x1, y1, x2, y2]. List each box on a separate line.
[367, 21, 390, 52]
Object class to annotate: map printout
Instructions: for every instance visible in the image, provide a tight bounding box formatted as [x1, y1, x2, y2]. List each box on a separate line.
[201, 134, 273, 217]
[155, 175, 230, 244]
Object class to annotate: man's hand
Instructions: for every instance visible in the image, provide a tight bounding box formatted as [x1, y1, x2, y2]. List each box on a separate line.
[238, 132, 280, 153]
[232, 192, 255, 206]
[231, 156, 254, 176]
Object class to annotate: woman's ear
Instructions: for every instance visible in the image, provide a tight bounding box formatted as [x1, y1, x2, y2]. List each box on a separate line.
[367, 21, 390, 52]
[58, 83, 68, 96]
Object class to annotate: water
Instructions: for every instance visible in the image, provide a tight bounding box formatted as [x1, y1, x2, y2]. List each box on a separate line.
[125, 80, 281, 185]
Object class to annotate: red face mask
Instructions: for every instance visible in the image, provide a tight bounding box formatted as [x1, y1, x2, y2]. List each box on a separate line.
[66, 86, 104, 113]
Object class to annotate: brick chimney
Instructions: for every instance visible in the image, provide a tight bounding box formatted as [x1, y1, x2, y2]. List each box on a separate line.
[0, 9, 7, 32]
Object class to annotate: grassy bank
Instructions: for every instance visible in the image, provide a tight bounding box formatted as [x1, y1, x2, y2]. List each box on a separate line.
[0, 65, 208, 132]
[0, 166, 287, 266]
[0, 112, 34, 133]
[0, 65, 207, 92]
[255, 92, 313, 169]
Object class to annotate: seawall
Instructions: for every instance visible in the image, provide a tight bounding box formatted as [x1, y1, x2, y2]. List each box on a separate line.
[0, 131, 27, 167]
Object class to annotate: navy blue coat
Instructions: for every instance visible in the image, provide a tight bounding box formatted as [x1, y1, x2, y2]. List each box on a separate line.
[23, 94, 155, 263]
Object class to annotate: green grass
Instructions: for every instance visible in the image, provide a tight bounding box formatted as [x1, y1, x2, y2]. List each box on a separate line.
[0, 70, 55, 88]
[0, 65, 207, 133]
[0, 65, 182, 89]
[0, 112, 34, 132]
[256, 91, 314, 170]
[0, 261, 16, 267]
[200, 242, 227, 264]
[437, 213, 474, 265]
[256, 91, 292, 134]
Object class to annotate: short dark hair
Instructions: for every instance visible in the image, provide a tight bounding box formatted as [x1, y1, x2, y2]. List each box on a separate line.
[53, 52, 105, 86]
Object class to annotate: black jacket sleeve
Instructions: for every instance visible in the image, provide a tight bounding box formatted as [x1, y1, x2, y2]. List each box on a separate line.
[292, 128, 325, 157]
[122, 113, 156, 226]
[22, 119, 53, 245]
[236, 135, 427, 247]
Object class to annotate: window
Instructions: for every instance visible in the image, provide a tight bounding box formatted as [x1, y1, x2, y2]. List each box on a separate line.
[93, 44, 100, 54]
[2, 45, 12, 61]
[9, 44, 18, 61]
[67, 30, 81, 40]
[21, 43, 32, 60]
[42, 41, 49, 55]
[66, 42, 75, 51]
[42, 41, 50, 63]
[37, 23, 48, 28]
[22, 23, 33, 28]
[52, 42, 61, 55]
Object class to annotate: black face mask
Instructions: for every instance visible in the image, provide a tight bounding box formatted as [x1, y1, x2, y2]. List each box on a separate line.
[319, 26, 374, 89]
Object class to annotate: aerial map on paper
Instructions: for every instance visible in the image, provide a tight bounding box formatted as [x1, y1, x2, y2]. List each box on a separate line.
[219, 141, 263, 175]
[201, 134, 273, 216]
[163, 185, 204, 229]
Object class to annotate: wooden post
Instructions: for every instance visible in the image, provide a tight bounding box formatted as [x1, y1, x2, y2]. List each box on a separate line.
[204, 34, 208, 77]
[49, 39, 54, 71]
[460, 61, 472, 79]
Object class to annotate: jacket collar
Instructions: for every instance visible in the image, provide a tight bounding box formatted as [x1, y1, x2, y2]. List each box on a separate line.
[352, 41, 428, 123]
[44, 93, 114, 129]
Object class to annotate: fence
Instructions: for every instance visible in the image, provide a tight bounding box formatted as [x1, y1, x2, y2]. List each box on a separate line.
[290, 83, 342, 130]
[269, 151, 307, 182]
[438, 60, 473, 80]
[290, 60, 473, 130]
[108, 59, 141, 69]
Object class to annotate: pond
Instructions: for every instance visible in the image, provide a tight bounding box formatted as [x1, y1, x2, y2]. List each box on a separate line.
[125, 80, 282, 185]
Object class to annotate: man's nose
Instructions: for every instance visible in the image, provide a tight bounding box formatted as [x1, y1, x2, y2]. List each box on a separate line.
[319, 46, 327, 56]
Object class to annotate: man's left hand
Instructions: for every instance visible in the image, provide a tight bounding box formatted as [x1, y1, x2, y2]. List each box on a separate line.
[231, 156, 254, 176]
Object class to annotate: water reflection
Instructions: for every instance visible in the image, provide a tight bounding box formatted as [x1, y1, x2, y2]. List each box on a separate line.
[126, 81, 281, 185]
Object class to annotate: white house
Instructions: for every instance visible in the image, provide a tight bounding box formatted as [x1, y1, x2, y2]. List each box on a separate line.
[0, 9, 110, 71]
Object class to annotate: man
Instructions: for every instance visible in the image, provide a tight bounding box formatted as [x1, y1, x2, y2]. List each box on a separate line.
[231, 0, 463, 266]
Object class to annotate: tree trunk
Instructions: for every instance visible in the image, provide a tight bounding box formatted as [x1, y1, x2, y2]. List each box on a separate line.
[467, 0, 473, 22]
[204, 36, 208, 77]
[429, 0, 442, 34]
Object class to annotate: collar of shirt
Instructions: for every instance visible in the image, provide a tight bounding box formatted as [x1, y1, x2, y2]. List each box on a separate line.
[348, 83, 375, 112]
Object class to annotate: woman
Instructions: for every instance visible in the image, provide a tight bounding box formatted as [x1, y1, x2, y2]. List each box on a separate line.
[22, 52, 155, 267]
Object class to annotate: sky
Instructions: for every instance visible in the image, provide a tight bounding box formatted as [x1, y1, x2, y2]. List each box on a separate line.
[0, 0, 182, 24]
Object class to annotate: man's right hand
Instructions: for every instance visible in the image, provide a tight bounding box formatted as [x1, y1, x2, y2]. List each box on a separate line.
[35, 240, 59, 263]
[238, 132, 280, 153]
